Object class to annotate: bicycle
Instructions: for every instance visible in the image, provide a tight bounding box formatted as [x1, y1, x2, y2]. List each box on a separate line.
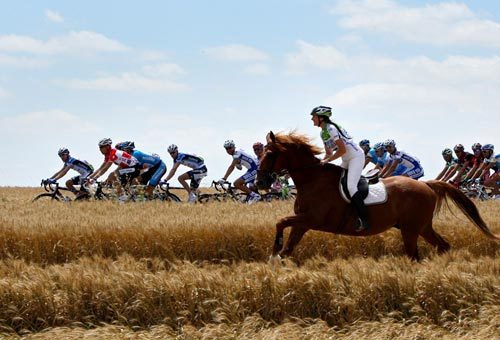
[198, 180, 247, 203]
[32, 180, 74, 202]
[153, 182, 182, 202]
[460, 180, 494, 201]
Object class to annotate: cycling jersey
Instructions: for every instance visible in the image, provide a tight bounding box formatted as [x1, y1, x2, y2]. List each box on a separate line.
[64, 156, 93, 176]
[484, 153, 500, 172]
[445, 158, 458, 168]
[174, 153, 205, 169]
[389, 150, 424, 179]
[104, 148, 138, 168]
[233, 149, 258, 170]
[472, 154, 484, 167]
[321, 123, 362, 161]
[366, 148, 379, 165]
[457, 152, 474, 170]
[132, 150, 161, 168]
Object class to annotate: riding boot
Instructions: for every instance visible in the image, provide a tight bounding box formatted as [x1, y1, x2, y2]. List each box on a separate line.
[351, 191, 371, 232]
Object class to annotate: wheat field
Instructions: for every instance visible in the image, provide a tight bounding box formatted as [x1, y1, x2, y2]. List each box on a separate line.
[0, 187, 498, 339]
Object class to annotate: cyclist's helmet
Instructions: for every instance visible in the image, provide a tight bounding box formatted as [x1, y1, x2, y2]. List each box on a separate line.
[58, 147, 69, 156]
[167, 144, 178, 153]
[442, 148, 453, 157]
[453, 144, 464, 152]
[116, 141, 135, 151]
[472, 143, 482, 151]
[310, 106, 332, 118]
[374, 142, 385, 151]
[359, 139, 370, 147]
[98, 138, 112, 147]
[223, 140, 235, 149]
[384, 139, 396, 148]
[253, 142, 264, 150]
[481, 144, 494, 151]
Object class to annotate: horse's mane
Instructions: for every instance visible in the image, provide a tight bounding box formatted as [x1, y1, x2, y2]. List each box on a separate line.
[273, 131, 323, 157]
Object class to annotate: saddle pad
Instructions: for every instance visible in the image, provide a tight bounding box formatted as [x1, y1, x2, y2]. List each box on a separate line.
[340, 180, 388, 206]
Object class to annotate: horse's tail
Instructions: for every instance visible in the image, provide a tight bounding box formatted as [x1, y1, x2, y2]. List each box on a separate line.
[425, 180, 499, 241]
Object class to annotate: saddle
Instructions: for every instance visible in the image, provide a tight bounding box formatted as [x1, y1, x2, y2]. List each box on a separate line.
[339, 169, 388, 205]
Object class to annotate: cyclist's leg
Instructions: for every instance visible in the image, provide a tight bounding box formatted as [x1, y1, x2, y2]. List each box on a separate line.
[66, 176, 79, 194]
[235, 170, 256, 194]
[146, 162, 166, 198]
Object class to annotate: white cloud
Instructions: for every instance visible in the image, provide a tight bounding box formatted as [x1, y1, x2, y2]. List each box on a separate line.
[331, 0, 500, 48]
[142, 63, 186, 77]
[0, 31, 128, 55]
[66, 73, 189, 93]
[203, 44, 269, 62]
[285, 40, 348, 74]
[45, 9, 64, 23]
[243, 63, 270, 76]
[0, 53, 49, 68]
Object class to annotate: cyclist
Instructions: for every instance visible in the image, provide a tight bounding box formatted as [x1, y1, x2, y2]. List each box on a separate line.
[373, 142, 390, 171]
[380, 139, 424, 180]
[45, 148, 93, 197]
[477, 144, 499, 195]
[359, 139, 378, 168]
[219, 140, 261, 204]
[448, 144, 475, 187]
[310, 105, 369, 232]
[463, 143, 485, 182]
[163, 144, 208, 203]
[435, 148, 457, 181]
[253, 142, 265, 162]
[88, 138, 139, 202]
[116, 141, 167, 199]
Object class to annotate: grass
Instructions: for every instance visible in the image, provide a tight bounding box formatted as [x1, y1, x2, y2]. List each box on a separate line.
[0, 187, 498, 338]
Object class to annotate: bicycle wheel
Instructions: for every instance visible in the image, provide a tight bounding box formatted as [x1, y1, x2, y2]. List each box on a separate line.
[32, 193, 71, 202]
[261, 192, 281, 202]
[166, 193, 182, 202]
[198, 193, 220, 203]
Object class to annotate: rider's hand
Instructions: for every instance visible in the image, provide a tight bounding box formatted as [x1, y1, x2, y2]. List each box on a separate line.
[47, 178, 56, 184]
[87, 178, 96, 185]
[218, 178, 227, 185]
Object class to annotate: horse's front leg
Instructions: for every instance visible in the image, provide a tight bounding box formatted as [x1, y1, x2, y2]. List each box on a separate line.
[273, 214, 309, 256]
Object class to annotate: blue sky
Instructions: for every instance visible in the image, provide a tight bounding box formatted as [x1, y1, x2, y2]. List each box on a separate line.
[1, 0, 499, 186]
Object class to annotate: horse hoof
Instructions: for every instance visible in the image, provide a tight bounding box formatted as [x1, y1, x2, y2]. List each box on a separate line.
[268, 254, 282, 268]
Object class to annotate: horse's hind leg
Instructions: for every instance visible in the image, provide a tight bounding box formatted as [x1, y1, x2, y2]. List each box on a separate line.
[401, 227, 420, 261]
[420, 223, 450, 254]
[280, 226, 307, 258]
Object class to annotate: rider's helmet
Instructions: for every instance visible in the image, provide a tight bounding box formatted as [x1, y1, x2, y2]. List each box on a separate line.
[58, 147, 70, 156]
[359, 139, 370, 147]
[383, 139, 396, 148]
[481, 144, 494, 152]
[310, 106, 332, 118]
[98, 138, 112, 147]
[471, 143, 482, 152]
[453, 144, 464, 152]
[167, 144, 178, 153]
[223, 140, 235, 149]
[442, 148, 453, 157]
[253, 142, 264, 151]
[116, 141, 135, 151]
[373, 142, 385, 151]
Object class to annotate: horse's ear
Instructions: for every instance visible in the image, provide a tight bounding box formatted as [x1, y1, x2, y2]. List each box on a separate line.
[266, 131, 276, 144]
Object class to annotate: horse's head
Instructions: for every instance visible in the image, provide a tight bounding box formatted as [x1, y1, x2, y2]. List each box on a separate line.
[256, 131, 321, 190]
[256, 131, 288, 190]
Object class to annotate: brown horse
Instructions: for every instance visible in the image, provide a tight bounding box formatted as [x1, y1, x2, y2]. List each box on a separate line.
[256, 131, 499, 261]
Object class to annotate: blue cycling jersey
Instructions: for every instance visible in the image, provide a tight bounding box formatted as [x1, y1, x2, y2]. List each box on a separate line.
[389, 150, 422, 170]
[233, 149, 258, 170]
[366, 148, 379, 165]
[132, 150, 161, 168]
[376, 152, 390, 167]
[175, 153, 205, 169]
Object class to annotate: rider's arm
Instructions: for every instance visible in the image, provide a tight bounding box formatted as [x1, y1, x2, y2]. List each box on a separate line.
[463, 163, 479, 181]
[451, 165, 466, 183]
[383, 161, 398, 178]
[364, 156, 371, 168]
[163, 162, 180, 182]
[443, 164, 458, 182]
[89, 161, 113, 180]
[322, 139, 346, 163]
[435, 166, 448, 181]
[475, 162, 491, 180]
[49, 165, 69, 181]
[222, 159, 238, 180]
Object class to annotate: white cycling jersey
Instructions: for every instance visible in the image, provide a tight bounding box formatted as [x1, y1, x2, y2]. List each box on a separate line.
[233, 149, 259, 170]
[321, 123, 363, 161]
